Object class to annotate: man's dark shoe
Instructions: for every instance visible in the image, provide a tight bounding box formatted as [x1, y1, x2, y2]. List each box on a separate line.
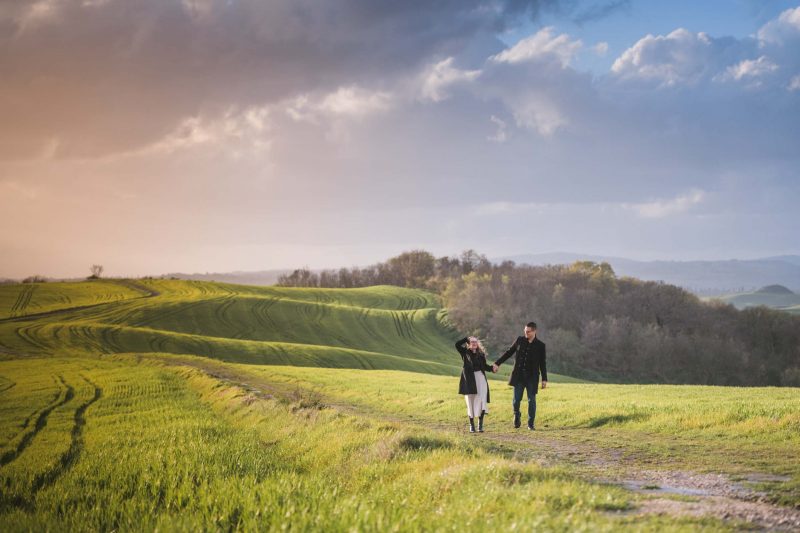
[513, 413, 521, 429]
[528, 419, 535, 430]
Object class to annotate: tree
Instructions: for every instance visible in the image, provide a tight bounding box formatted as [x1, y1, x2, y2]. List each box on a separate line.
[88, 264, 104, 279]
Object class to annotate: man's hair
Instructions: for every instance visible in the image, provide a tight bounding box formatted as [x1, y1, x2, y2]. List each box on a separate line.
[526, 321, 537, 330]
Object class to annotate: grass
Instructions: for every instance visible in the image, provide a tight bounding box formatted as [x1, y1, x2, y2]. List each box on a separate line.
[0, 356, 728, 532]
[142, 354, 800, 507]
[1, 279, 797, 530]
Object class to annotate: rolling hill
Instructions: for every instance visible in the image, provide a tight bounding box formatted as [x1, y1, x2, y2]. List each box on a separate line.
[0, 279, 579, 381]
[707, 284, 800, 311]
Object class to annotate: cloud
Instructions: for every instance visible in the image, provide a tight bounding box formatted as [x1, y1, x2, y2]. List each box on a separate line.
[286, 86, 392, 123]
[487, 115, 508, 143]
[142, 106, 272, 157]
[572, 0, 630, 26]
[592, 41, 609, 56]
[757, 6, 800, 45]
[625, 190, 705, 219]
[789, 74, 800, 91]
[490, 27, 582, 67]
[610, 29, 720, 86]
[0, 0, 556, 160]
[419, 57, 481, 102]
[719, 55, 779, 83]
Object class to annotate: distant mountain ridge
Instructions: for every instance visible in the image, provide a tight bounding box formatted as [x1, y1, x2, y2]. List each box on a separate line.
[494, 253, 800, 295]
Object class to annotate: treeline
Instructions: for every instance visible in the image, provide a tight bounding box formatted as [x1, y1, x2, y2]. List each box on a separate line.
[277, 250, 496, 292]
[279, 251, 800, 387]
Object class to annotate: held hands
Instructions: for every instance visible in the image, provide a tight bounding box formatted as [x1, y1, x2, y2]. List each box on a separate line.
[491, 363, 498, 373]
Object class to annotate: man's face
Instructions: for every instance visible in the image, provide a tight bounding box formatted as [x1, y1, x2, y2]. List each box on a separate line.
[524, 326, 535, 340]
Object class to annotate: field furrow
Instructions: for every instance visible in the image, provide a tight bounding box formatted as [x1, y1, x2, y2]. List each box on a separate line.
[0, 376, 73, 467]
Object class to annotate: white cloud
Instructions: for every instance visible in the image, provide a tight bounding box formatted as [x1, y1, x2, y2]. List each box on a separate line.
[721, 56, 779, 81]
[319, 86, 392, 116]
[491, 27, 582, 67]
[487, 115, 508, 143]
[789, 75, 800, 91]
[419, 57, 481, 102]
[510, 94, 566, 136]
[625, 189, 705, 219]
[592, 42, 609, 57]
[286, 86, 392, 122]
[611, 29, 714, 86]
[142, 106, 271, 157]
[757, 6, 800, 45]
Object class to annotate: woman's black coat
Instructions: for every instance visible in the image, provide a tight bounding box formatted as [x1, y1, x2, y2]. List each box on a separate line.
[455, 337, 491, 402]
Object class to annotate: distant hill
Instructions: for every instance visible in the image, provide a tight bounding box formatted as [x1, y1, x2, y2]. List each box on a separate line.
[162, 269, 290, 286]
[708, 285, 800, 311]
[495, 252, 800, 295]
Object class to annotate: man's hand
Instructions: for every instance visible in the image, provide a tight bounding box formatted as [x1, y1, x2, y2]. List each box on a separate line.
[492, 363, 498, 373]
[541, 381, 547, 389]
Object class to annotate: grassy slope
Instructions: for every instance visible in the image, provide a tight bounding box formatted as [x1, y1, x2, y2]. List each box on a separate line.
[0, 356, 724, 532]
[0, 279, 578, 381]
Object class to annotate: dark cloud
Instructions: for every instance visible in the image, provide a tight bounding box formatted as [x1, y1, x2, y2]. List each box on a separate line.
[0, 0, 561, 159]
[572, 0, 630, 26]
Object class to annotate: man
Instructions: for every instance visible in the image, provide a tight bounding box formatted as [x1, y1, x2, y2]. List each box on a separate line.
[492, 322, 547, 430]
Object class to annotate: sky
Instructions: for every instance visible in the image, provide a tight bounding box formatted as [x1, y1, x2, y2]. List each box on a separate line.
[1, 0, 799, 278]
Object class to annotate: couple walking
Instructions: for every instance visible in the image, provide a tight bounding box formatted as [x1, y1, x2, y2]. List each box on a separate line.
[455, 322, 547, 433]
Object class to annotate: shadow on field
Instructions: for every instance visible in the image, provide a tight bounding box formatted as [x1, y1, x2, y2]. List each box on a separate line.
[585, 413, 648, 428]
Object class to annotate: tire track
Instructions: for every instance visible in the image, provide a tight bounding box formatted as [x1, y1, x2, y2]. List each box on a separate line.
[9, 285, 36, 317]
[0, 374, 15, 394]
[0, 375, 73, 467]
[29, 375, 103, 495]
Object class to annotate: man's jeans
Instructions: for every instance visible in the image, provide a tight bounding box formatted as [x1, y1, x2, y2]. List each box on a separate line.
[512, 380, 537, 425]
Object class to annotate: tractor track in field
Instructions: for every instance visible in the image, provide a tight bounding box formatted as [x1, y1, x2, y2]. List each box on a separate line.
[0, 375, 15, 394]
[28, 375, 103, 497]
[163, 357, 800, 532]
[9, 285, 36, 317]
[0, 375, 73, 468]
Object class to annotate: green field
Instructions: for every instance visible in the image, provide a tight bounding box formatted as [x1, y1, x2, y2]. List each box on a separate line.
[1, 280, 798, 531]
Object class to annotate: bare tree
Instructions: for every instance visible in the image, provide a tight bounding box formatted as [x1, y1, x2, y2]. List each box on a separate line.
[89, 264, 104, 279]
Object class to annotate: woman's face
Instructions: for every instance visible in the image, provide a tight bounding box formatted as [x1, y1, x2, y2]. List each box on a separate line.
[468, 338, 479, 350]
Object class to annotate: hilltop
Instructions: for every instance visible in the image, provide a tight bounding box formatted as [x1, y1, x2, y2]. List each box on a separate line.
[708, 284, 800, 313]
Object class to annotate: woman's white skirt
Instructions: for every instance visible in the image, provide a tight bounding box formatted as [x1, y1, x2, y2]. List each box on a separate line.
[465, 371, 489, 417]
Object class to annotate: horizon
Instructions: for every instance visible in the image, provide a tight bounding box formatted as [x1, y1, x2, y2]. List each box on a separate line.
[6, 249, 800, 282]
[2, 1, 799, 278]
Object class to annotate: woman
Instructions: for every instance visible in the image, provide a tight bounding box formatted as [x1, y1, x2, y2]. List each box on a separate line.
[455, 336, 492, 433]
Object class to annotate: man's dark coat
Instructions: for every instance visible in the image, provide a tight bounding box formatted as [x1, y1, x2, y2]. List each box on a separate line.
[494, 336, 547, 391]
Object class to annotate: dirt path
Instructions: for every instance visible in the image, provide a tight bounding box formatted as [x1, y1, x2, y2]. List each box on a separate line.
[162, 357, 800, 531]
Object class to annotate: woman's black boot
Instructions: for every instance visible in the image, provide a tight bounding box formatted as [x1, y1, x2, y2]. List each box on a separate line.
[469, 417, 476, 433]
[478, 413, 485, 432]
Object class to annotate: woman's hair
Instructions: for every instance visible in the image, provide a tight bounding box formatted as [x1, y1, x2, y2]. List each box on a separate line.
[468, 336, 487, 355]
